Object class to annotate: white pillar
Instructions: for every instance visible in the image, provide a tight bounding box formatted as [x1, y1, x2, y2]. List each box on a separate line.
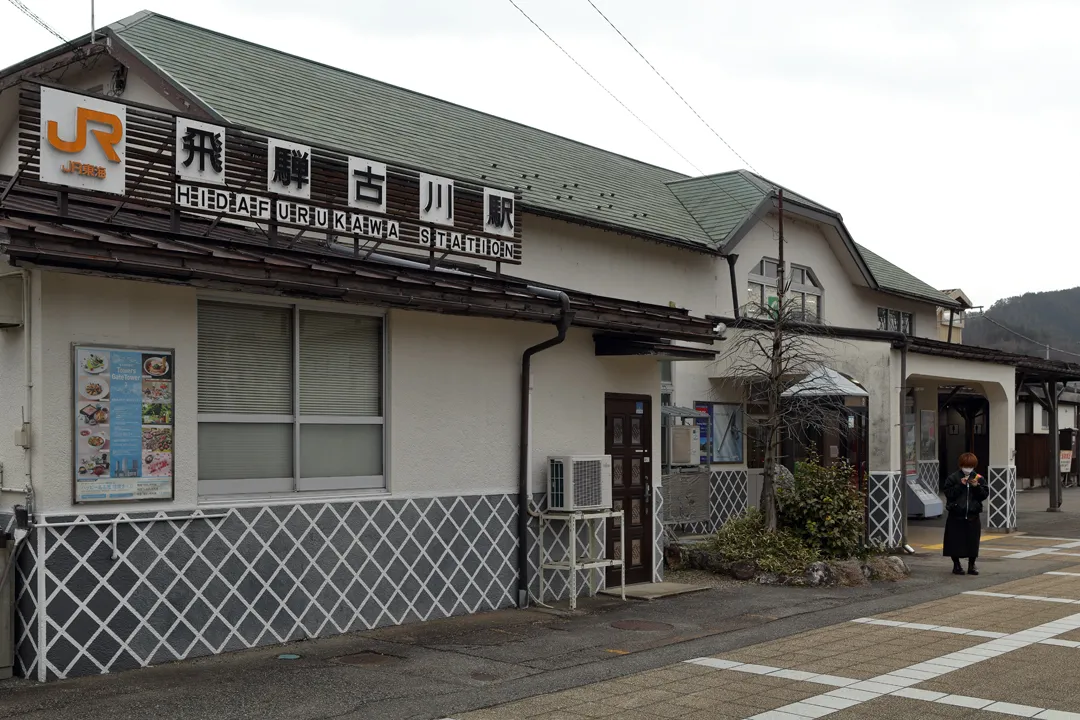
[986, 380, 1017, 531]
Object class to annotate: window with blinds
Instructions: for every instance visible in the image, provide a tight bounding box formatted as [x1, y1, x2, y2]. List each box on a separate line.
[197, 300, 385, 497]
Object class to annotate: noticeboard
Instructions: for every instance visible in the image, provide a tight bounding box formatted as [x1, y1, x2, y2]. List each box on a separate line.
[73, 344, 175, 503]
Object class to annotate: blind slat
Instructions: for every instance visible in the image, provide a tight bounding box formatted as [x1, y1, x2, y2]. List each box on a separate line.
[299, 311, 382, 416]
[198, 301, 293, 413]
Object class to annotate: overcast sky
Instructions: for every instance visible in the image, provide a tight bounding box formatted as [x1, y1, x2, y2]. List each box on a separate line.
[2, 0, 1076, 308]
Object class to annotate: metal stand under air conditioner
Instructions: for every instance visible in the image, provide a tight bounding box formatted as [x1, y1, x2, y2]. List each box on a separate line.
[538, 508, 625, 611]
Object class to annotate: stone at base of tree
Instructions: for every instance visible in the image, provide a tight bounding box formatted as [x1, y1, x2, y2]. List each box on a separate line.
[805, 561, 832, 587]
[869, 555, 910, 581]
[665, 544, 685, 570]
[731, 560, 757, 581]
[677, 544, 910, 587]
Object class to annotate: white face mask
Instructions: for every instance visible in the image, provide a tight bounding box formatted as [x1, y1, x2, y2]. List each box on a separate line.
[961, 467, 974, 475]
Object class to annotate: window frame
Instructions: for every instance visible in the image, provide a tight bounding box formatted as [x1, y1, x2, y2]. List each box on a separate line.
[877, 307, 915, 336]
[747, 258, 823, 322]
[196, 294, 388, 499]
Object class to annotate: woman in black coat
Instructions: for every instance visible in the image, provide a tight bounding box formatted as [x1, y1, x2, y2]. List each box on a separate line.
[942, 452, 990, 575]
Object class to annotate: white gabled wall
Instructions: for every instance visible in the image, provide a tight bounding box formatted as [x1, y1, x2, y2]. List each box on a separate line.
[514, 215, 719, 317]
[0, 54, 181, 177]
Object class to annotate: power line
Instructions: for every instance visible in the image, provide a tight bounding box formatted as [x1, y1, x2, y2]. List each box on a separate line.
[584, 0, 759, 175]
[6, 0, 70, 46]
[504, 0, 775, 235]
[975, 313, 1080, 360]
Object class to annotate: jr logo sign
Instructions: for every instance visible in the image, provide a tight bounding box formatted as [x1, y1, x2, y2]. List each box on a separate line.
[47, 107, 124, 161]
[39, 87, 127, 195]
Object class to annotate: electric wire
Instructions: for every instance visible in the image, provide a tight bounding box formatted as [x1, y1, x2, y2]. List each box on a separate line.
[975, 313, 1080, 360]
[584, 0, 759, 175]
[6, 0, 75, 48]
[504, 0, 777, 236]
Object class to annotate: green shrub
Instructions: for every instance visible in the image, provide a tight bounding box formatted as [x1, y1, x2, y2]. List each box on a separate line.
[707, 508, 820, 576]
[777, 457, 866, 559]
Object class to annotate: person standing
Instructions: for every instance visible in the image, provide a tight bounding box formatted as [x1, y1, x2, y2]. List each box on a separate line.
[942, 452, 990, 575]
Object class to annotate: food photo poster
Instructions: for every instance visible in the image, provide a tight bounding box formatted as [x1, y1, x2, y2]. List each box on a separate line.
[74, 345, 175, 503]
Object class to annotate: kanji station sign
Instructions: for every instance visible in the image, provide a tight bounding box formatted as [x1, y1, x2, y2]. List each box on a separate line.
[26, 85, 522, 264]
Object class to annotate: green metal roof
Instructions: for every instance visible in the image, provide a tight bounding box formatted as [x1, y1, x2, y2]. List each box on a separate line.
[856, 243, 957, 307]
[109, 11, 712, 249]
[98, 12, 956, 308]
[666, 169, 835, 245]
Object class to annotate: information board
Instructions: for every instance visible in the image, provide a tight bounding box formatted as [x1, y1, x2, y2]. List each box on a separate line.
[73, 344, 175, 503]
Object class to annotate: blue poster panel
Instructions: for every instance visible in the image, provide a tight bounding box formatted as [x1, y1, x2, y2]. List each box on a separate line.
[73, 345, 174, 503]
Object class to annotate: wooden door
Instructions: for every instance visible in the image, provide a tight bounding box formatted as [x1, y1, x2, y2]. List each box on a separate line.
[605, 394, 652, 586]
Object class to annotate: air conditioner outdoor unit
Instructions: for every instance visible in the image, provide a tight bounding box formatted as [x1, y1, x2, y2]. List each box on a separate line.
[547, 455, 612, 512]
[670, 425, 700, 466]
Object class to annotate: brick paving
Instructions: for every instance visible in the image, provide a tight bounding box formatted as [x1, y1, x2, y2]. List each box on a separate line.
[447, 555, 1080, 720]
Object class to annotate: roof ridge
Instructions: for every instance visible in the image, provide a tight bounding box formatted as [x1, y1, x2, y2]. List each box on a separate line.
[111, 11, 694, 180]
[664, 169, 746, 187]
[738, 169, 839, 215]
[665, 183, 722, 251]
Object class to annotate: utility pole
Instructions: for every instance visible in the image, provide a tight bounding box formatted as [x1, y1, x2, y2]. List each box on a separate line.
[761, 189, 785, 531]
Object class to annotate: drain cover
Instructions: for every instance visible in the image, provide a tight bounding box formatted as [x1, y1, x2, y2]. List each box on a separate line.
[470, 672, 499, 682]
[333, 651, 400, 666]
[610, 619, 674, 632]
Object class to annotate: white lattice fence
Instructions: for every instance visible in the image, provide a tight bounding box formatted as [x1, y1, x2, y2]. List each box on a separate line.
[868, 472, 903, 548]
[988, 466, 1017, 531]
[668, 470, 748, 536]
[917, 461, 940, 495]
[20, 494, 519, 681]
[653, 486, 664, 582]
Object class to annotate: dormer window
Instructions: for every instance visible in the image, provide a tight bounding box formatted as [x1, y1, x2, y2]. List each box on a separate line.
[747, 258, 823, 322]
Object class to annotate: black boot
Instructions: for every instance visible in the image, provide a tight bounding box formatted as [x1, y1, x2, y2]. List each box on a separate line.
[952, 558, 965, 575]
[968, 560, 979, 576]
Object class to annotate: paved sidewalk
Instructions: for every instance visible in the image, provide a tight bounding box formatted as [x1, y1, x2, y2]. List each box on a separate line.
[446, 565, 1080, 719]
[1, 533, 1076, 719]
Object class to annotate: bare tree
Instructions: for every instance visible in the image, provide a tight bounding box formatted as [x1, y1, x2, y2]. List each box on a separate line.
[710, 193, 852, 531]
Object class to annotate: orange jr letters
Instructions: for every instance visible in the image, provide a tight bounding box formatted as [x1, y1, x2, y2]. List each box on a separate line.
[47, 107, 123, 162]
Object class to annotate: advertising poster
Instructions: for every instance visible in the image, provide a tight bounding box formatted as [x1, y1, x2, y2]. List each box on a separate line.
[73, 345, 175, 503]
[919, 409, 937, 461]
[903, 409, 917, 480]
[694, 403, 710, 464]
[710, 403, 745, 464]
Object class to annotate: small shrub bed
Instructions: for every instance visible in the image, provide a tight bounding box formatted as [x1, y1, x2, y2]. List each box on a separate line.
[705, 508, 819, 577]
[778, 458, 867, 560]
[673, 458, 906, 586]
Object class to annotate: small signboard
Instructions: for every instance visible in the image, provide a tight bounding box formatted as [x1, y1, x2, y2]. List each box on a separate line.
[24, 86, 524, 265]
[73, 344, 175, 503]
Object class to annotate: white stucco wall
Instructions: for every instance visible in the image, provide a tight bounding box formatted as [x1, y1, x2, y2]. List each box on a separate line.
[35, 272, 199, 513]
[0, 262, 28, 503]
[514, 215, 719, 316]
[25, 271, 659, 514]
[388, 311, 659, 497]
[724, 214, 939, 335]
[1016, 402, 1030, 434]
[1028, 401, 1077, 435]
[725, 215, 872, 327]
[906, 353, 1016, 466]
